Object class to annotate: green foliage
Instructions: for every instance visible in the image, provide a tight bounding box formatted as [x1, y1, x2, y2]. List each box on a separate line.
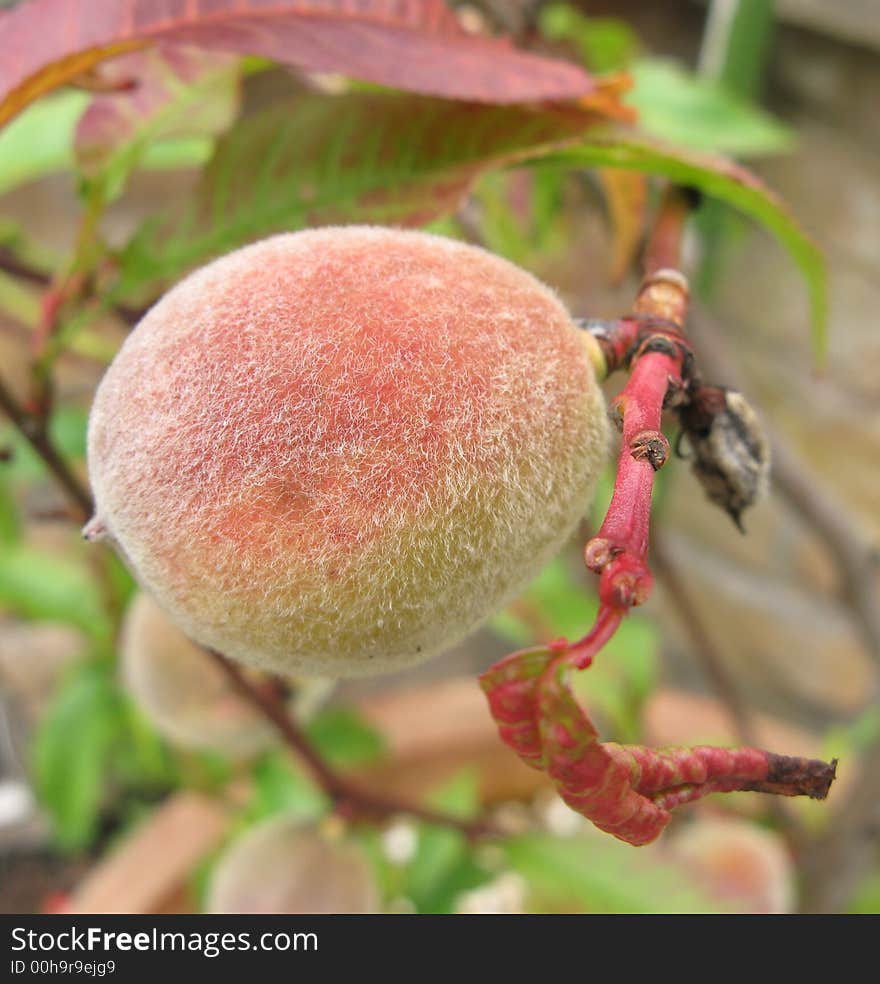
[538, 4, 641, 73]
[0, 90, 218, 200]
[849, 872, 880, 915]
[32, 658, 175, 852]
[401, 770, 490, 914]
[0, 476, 20, 545]
[0, 405, 88, 483]
[112, 92, 600, 300]
[0, 542, 111, 642]
[505, 831, 730, 913]
[75, 49, 242, 207]
[630, 59, 794, 156]
[244, 750, 328, 825]
[538, 137, 827, 358]
[305, 706, 386, 768]
[0, 91, 89, 196]
[242, 705, 385, 823]
[537, 5, 792, 155]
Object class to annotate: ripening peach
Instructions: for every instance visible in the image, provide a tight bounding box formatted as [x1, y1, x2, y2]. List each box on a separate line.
[207, 817, 379, 914]
[120, 592, 276, 759]
[668, 817, 795, 914]
[86, 227, 609, 677]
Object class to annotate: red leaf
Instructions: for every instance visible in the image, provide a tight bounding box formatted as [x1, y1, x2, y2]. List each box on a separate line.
[74, 43, 240, 181]
[0, 0, 603, 129]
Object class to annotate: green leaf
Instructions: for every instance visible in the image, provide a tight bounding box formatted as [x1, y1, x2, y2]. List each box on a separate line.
[0, 542, 111, 641]
[305, 706, 386, 768]
[538, 133, 827, 359]
[849, 872, 880, 914]
[538, 5, 641, 74]
[0, 89, 216, 198]
[630, 59, 795, 157]
[490, 557, 595, 645]
[245, 750, 327, 823]
[403, 770, 485, 914]
[32, 662, 119, 851]
[112, 92, 608, 300]
[0, 90, 88, 196]
[32, 658, 176, 851]
[0, 476, 20, 545]
[113, 691, 177, 789]
[0, 404, 89, 485]
[75, 46, 241, 205]
[505, 832, 730, 913]
[572, 617, 657, 742]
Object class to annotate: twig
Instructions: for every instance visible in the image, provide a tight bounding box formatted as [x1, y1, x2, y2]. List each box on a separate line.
[687, 305, 880, 911]
[0, 246, 52, 287]
[0, 373, 93, 521]
[208, 649, 500, 840]
[481, 186, 836, 846]
[0, 245, 143, 327]
[651, 530, 757, 747]
[688, 305, 880, 665]
[650, 529, 810, 851]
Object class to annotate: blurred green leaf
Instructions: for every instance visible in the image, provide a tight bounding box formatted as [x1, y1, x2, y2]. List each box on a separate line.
[0, 90, 217, 199]
[245, 750, 327, 824]
[403, 770, 488, 914]
[505, 831, 729, 913]
[467, 167, 572, 267]
[0, 90, 89, 196]
[821, 705, 880, 763]
[33, 659, 176, 852]
[0, 477, 20, 545]
[0, 542, 111, 641]
[490, 557, 594, 645]
[305, 706, 386, 768]
[572, 617, 657, 742]
[32, 661, 118, 851]
[112, 92, 609, 300]
[0, 404, 89, 485]
[849, 871, 880, 914]
[630, 59, 795, 156]
[113, 692, 177, 789]
[428, 768, 480, 818]
[0, 267, 41, 325]
[539, 134, 827, 359]
[539, 5, 640, 73]
[75, 46, 241, 205]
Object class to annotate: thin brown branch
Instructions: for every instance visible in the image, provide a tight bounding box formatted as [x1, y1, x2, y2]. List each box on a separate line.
[208, 648, 500, 840]
[651, 530, 757, 746]
[687, 304, 880, 912]
[0, 245, 52, 287]
[0, 245, 144, 327]
[651, 529, 810, 850]
[0, 373, 93, 521]
[688, 305, 880, 665]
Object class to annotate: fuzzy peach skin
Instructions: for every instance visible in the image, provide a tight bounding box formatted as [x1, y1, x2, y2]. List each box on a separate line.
[120, 592, 276, 759]
[86, 227, 609, 677]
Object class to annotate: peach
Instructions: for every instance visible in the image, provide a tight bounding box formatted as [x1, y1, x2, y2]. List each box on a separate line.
[119, 592, 277, 759]
[206, 817, 379, 914]
[668, 817, 795, 914]
[87, 227, 608, 677]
